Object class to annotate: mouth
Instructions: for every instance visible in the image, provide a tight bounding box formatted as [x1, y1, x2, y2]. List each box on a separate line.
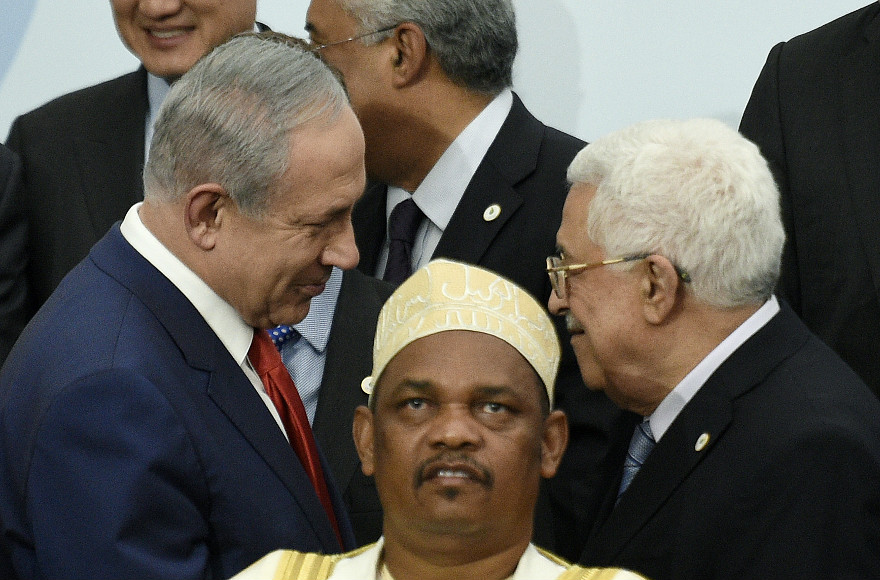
[565, 312, 585, 335]
[145, 27, 194, 43]
[417, 454, 493, 489]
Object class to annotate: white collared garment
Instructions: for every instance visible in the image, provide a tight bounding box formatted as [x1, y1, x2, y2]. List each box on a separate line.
[647, 295, 782, 440]
[329, 538, 565, 580]
[375, 89, 514, 278]
[119, 203, 288, 439]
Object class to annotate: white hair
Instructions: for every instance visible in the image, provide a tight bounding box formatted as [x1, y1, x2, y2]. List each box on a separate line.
[567, 118, 784, 308]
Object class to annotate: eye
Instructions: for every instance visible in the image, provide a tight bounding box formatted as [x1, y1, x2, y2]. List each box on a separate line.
[404, 398, 427, 410]
[480, 402, 507, 414]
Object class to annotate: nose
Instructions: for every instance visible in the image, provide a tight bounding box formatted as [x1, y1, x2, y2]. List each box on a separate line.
[427, 404, 483, 450]
[322, 220, 360, 271]
[548, 286, 566, 316]
[137, 0, 183, 19]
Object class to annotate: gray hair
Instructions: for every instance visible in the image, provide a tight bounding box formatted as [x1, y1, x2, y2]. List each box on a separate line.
[144, 32, 350, 217]
[339, 0, 517, 94]
[567, 118, 785, 309]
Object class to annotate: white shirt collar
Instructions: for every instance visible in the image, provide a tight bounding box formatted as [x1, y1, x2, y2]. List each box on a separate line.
[648, 295, 781, 440]
[119, 202, 254, 367]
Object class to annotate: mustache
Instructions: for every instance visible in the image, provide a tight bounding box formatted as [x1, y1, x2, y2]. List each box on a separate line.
[565, 311, 584, 333]
[414, 452, 494, 489]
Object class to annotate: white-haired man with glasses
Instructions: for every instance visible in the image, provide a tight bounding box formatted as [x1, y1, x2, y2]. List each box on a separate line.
[549, 118, 880, 580]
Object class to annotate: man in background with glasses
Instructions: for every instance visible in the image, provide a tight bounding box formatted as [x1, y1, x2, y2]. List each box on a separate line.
[549, 118, 880, 580]
[304, 0, 619, 559]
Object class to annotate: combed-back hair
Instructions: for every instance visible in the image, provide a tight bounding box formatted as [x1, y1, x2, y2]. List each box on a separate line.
[567, 118, 785, 309]
[340, 0, 517, 95]
[144, 32, 350, 217]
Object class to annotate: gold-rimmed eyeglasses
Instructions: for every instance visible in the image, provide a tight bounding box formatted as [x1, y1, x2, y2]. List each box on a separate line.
[310, 25, 398, 52]
[546, 253, 690, 300]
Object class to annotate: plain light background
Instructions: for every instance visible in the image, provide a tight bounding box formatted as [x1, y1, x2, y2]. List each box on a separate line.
[0, 1, 872, 142]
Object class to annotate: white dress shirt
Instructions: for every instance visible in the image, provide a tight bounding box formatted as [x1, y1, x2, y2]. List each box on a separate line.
[375, 89, 514, 277]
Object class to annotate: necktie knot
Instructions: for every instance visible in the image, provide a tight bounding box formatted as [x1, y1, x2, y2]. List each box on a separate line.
[268, 324, 300, 350]
[617, 420, 656, 501]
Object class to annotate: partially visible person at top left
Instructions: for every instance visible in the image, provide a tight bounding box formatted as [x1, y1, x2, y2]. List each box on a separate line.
[1, 0, 259, 364]
[0, 32, 364, 580]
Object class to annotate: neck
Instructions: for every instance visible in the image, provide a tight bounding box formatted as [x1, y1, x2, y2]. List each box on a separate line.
[381, 528, 528, 580]
[380, 79, 496, 192]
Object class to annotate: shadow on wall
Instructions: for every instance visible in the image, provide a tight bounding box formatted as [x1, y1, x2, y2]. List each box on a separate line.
[514, 0, 584, 140]
[0, 0, 37, 90]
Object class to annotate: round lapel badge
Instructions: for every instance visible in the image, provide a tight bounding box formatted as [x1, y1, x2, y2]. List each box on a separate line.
[483, 204, 501, 222]
[695, 432, 711, 452]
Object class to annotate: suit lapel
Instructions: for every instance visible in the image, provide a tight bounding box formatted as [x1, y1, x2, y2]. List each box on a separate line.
[839, 10, 880, 300]
[588, 304, 808, 562]
[90, 227, 342, 551]
[433, 95, 539, 262]
[75, 68, 148, 240]
[352, 182, 388, 276]
[313, 270, 388, 494]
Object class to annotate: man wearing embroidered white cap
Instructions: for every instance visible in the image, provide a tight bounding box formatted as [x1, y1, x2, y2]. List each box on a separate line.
[234, 259, 647, 580]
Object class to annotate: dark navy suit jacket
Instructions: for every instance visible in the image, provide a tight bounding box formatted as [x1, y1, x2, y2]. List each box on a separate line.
[0, 225, 355, 579]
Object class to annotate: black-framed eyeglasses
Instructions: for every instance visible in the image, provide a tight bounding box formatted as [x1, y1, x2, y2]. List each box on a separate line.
[310, 25, 398, 52]
[546, 253, 690, 300]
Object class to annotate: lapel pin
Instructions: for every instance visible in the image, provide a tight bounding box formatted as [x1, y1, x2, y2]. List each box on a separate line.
[483, 204, 501, 222]
[695, 432, 710, 452]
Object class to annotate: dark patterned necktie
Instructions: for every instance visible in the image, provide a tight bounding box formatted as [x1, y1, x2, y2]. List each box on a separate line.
[617, 420, 655, 501]
[383, 197, 423, 285]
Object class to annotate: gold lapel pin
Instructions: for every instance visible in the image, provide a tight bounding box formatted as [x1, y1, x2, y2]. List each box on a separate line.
[695, 432, 711, 452]
[483, 204, 501, 222]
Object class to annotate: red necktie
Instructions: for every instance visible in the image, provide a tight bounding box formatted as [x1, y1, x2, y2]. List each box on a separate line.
[248, 328, 344, 548]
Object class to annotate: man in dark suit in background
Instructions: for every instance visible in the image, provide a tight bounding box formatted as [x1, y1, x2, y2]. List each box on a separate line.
[0, 144, 27, 363]
[0, 33, 363, 579]
[739, 2, 880, 397]
[304, 0, 620, 558]
[4, 0, 259, 325]
[549, 118, 880, 580]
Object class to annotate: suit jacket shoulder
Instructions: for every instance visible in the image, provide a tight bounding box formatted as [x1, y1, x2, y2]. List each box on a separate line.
[5, 68, 149, 315]
[0, 145, 28, 365]
[583, 303, 880, 579]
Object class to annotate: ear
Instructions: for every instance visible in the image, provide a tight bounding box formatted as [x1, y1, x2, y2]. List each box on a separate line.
[390, 22, 430, 88]
[640, 254, 683, 325]
[353, 405, 377, 476]
[540, 410, 569, 479]
[184, 184, 229, 251]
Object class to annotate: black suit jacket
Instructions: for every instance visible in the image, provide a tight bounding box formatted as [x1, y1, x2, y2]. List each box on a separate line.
[352, 93, 622, 558]
[739, 3, 880, 396]
[313, 268, 393, 546]
[0, 144, 28, 364]
[5, 68, 148, 319]
[579, 302, 880, 580]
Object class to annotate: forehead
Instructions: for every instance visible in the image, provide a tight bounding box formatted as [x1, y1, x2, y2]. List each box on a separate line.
[376, 330, 543, 401]
[557, 182, 596, 255]
[306, 0, 358, 37]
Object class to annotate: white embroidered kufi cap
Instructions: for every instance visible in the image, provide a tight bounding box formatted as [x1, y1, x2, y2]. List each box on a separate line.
[361, 259, 561, 405]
